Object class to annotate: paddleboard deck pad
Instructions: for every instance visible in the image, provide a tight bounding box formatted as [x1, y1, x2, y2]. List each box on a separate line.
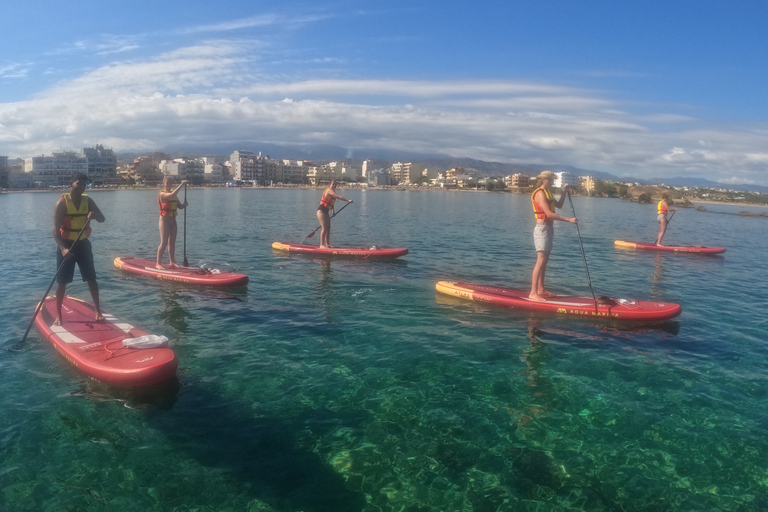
[35, 296, 177, 386]
[114, 257, 249, 287]
[615, 240, 725, 255]
[436, 281, 682, 322]
[272, 242, 408, 259]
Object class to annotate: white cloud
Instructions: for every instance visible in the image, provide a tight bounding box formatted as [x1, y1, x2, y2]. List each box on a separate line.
[2, 40, 768, 186]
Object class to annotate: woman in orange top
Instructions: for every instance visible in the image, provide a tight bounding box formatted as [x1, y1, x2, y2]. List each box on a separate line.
[316, 180, 352, 248]
[655, 193, 677, 246]
[529, 170, 577, 302]
[156, 176, 188, 269]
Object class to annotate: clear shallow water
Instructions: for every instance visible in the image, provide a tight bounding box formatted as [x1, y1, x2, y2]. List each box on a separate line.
[1, 189, 768, 511]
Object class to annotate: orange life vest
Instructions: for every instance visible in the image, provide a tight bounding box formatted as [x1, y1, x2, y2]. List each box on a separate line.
[159, 192, 178, 217]
[657, 200, 668, 216]
[60, 193, 91, 241]
[320, 188, 335, 209]
[531, 187, 555, 220]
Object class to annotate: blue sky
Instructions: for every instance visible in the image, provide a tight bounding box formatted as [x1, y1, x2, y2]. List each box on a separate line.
[2, 0, 768, 185]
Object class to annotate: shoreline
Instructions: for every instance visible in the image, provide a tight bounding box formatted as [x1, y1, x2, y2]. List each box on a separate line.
[3, 186, 767, 209]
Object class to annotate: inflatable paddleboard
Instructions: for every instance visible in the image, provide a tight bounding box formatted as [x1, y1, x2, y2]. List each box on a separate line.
[114, 257, 249, 287]
[35, 296, 177, 387]
[436, 281, 682, 322]
[615, 240, 725, 255]
[272, 242, 408, 259]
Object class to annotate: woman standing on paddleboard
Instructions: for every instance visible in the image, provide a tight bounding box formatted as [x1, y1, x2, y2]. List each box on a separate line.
[529, 170, 577, 302]
[156, 176, 188, 269]
[316, 180, 352, 248]
[655, 193, 677, 247]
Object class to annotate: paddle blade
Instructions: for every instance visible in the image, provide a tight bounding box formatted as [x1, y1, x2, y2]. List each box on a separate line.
[183, 257, 189, 267]
[305, 230, 316, 238]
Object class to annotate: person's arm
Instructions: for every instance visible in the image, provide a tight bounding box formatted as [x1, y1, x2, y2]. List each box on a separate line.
[87, 198, 106, 223]
[159, 180, 188, 202]
[536, 189, 576, 224]
[554, 184, 570, 209]
[329, 190, 353, 203]
[53, 197, 66, 250]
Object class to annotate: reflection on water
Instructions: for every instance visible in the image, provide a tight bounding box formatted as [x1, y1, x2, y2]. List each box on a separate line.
[159, 290, 191, 333]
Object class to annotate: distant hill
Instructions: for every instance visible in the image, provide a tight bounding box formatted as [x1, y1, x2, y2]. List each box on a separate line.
[116, 143, 768, 193]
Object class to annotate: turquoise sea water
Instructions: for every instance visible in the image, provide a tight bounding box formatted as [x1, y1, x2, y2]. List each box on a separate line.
[1, 188, 767, 511]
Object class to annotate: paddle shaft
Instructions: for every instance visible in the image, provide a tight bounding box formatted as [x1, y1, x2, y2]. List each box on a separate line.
[183, 183, 188, 267]
[14, 221, 91, 350]
[566, 191, 598, 312]
[302, 201, 352, 243]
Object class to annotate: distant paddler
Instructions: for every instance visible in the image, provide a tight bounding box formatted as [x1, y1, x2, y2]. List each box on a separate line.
[316, 180, 352, 248]
[655, 193, 677, 247]
[529, 170, 577, 302]
[157, 176, 188, 269]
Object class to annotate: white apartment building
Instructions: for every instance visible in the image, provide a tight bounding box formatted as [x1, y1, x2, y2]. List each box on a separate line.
[81, 145, 117, 185]
[390, 162, 420, 184]
[26, 151, 89, 187]
[554, 171, 579, 188]
[204, 161, 226, 183]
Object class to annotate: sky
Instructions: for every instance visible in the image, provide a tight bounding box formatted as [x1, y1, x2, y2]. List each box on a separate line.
[2, 0, 768, 186]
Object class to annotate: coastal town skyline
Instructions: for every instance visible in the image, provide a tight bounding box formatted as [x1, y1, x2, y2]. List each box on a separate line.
[2, 1, 768, 186]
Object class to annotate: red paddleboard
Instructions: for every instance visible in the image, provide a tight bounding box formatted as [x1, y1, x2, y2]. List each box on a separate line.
[114, 257, 249, 287]
[615, 240, 725, 255]
[35, 296, 177, 387]
[272, 242, 408, 259]
[436, 281, 682, 322]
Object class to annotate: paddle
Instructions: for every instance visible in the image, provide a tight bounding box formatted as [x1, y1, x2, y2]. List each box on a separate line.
[10, 220, 91, 351]
[666, 209, 676, 225]
[183, 183, 189, 267]
[566, 190, 598, 312]
[301, 201, 352, 243]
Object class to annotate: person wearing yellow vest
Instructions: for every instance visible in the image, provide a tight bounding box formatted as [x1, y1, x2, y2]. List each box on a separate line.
[529, 170, 577, 302]
[655, 193, 677, 246]
[156, 175, 189, 269]
[316, 180, 352, 248]
[52, 172, 106, 325]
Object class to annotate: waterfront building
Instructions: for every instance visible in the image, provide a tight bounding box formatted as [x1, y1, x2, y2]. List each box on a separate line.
[582, 176, 597, 192]
[81, 145, 117, 185]
[390, 162, 420, 184]
[0, 155, 7, 189]
[131, 156, 163, 186]
[505, 173, 530, 188]
[369, 169, 392, 187]
[231, 150, 262, 184]
[280, 160, 307, 184]
[361, 159, 373, 179]
[554, 171, 579, 188]
[26, 151, 89, 188]
[306, 164, 336, 186]
[204, 158, 226, 184]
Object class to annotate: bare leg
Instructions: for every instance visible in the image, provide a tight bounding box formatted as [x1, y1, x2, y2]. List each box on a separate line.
[157, 217, 170, 268]
[87, 279, 104, 321]
[656, 217, 667, 246]
[54, 282, 67, 325]
[529, 252, 550, 301]
[168, 220, 179, 267]
[317, 210, 331, 248]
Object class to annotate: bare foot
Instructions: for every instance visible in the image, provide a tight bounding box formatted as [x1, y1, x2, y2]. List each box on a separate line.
[319, 245, 328, 249]
[169, 262, 180, 268]
[95, 312, 105, 322]
[528, 293, 547, 302]
[538, 290, 556, 298]
[156, 264, 165, 270]
[53, 316, 63, 326]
